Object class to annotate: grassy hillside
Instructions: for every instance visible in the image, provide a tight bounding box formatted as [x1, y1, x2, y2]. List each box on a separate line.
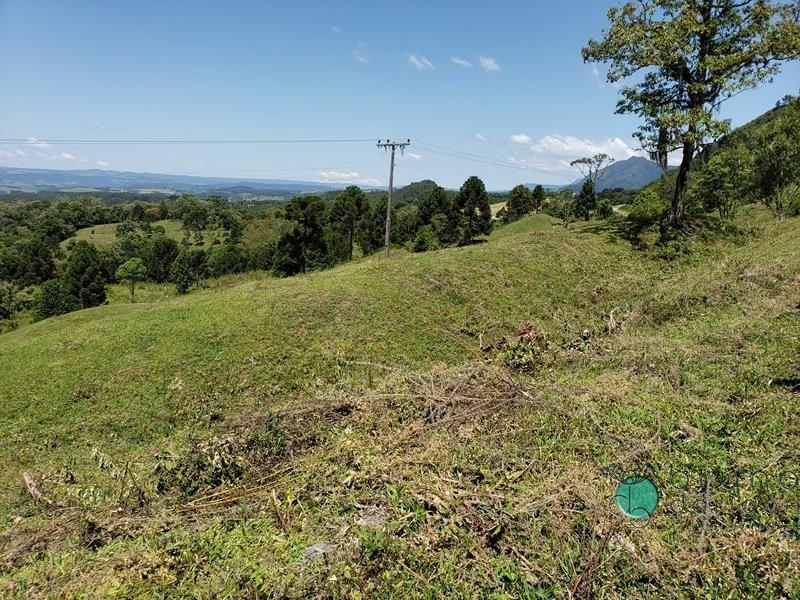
[60, 219, 225, 251]
[1, 210, 798, 597]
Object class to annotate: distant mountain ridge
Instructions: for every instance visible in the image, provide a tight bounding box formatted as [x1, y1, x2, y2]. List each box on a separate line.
[564, 156, 665, 192]
[0, 166, 350, 196]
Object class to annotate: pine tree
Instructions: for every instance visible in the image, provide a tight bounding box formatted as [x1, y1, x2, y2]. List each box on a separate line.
[328, 186, 368, 262]
[64, 241, 106, 308]
[418, 186, 450, 226]
[456, 176, 493, 244]
[285, 196, 327, 273]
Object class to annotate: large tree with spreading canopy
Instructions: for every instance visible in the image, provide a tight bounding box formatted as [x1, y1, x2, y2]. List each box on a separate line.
[582, 0, 800, 230]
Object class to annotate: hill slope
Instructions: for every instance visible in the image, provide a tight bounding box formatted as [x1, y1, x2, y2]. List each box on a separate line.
[566, 155, 665, 192]
[1, 212, 798, 597]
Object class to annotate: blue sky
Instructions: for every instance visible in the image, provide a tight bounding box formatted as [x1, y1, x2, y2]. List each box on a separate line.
[1, 1, 798, 189]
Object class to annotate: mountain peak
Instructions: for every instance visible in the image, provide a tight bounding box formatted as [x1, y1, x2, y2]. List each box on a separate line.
[565, 155, 664, 192]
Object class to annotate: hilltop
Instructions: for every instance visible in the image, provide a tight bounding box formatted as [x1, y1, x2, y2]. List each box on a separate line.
[564, 156, 665, 192]
[1, 209, 798, 597]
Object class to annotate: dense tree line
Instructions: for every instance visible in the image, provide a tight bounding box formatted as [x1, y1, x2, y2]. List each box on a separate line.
[0, 176, 499, 327]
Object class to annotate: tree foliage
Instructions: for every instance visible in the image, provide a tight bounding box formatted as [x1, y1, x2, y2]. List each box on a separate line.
[503, 185, 535, 223]
[583, 0, 800, 229]
[115, 258, 148, 302]
[144, 236, 180, 283]
[0, 282, 15, 321]
[750, 99, 800, 220]
[570, 154, 614, 184]
[33, 278, 78, 321]
[531, 185, 546, 213]
[328, 186, 369, 262]
[64, 241, 106, 308]
[171, 248, 207, 294]
[273, 196, 328, 276]
[688, 146, 752, 219]
[456, 176, 493, 243]
[411, 226, 439, 253]
[575, 179, 597, 221]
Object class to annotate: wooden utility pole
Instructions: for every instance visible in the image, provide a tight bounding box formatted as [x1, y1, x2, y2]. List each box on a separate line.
[377, 139, 410, 257]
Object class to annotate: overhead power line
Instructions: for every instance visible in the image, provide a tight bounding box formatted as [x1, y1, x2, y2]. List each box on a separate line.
[415, 140, 553, 175]
[0, 138, 376, 145]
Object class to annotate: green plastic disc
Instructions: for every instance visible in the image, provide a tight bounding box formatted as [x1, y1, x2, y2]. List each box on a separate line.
[615, 476, 659, 519]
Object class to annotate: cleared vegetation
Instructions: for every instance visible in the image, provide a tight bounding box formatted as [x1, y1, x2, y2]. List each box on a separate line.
[1, 209, 798, 597]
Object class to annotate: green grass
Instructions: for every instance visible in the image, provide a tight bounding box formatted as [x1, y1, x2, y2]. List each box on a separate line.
[104, 270, 275, 305]
[60, 219, 225, 251]
[1, 211, 798, 597]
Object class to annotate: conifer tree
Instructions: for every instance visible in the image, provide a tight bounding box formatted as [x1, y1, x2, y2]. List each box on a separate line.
[64, 241, 106, 308]
[455, 176, 493, 243]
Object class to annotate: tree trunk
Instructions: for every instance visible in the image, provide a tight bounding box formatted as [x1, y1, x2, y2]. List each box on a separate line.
[130, 280, 135, 302]
[348, 227, 353, 261]
[669, 139, 695, 230]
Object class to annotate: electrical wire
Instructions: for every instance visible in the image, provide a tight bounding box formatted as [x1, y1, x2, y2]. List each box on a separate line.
[414, 140, 553, 175]
[0, 138, 377, 145]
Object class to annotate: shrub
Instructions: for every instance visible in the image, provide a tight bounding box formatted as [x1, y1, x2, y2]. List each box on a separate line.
[411, 226, 439, 253]
[207, 243, 246, 277]
[170, 248, 207, 294]
[595, 198, 614, 219]
[33, 278, 78, 321]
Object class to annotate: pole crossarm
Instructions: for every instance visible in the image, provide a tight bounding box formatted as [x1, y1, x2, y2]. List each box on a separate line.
[376, 139, 411, 257]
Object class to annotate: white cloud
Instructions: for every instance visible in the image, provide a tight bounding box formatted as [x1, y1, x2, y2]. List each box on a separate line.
[353, 42, 369, 64]
[451, 56, 472, 68]
[509, 133, 533, 146]
[330, 25, 345, 36]
[508, 133, 642, 174]
[399, 152, 424, 161]
[478, 55, 500, 72]
[318, 170, 380, 186]
[407, 53, 434, 70]
[26, 137, 51, 149]
[509, 156, 574, 173]
[58, 152, 76, 160]
[529, 134, 637, 161]
[96, 161, 109, 167]
[474, 133, 488, 142]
